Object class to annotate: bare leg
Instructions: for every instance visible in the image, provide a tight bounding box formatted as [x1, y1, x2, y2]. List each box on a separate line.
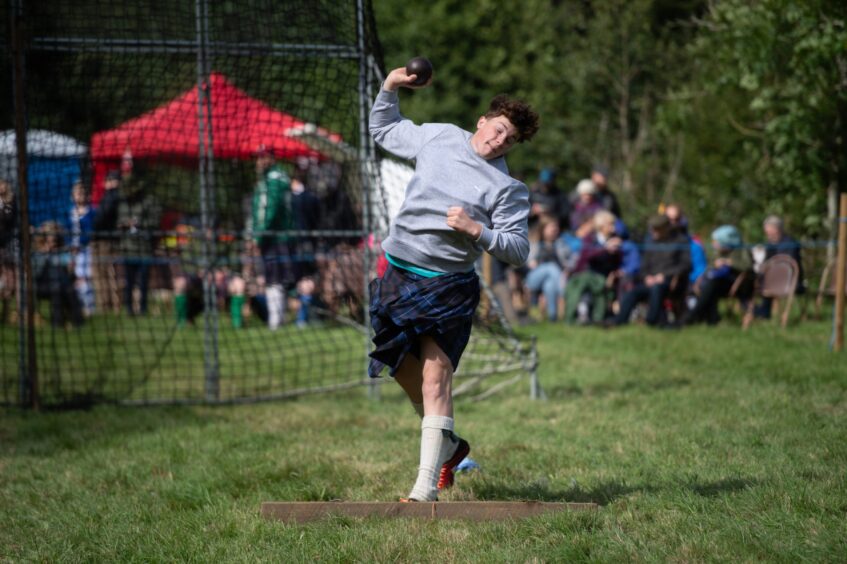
[394, 351, 423, 404]
[420, 336, 453, 418]
[406, 336, 458, 500]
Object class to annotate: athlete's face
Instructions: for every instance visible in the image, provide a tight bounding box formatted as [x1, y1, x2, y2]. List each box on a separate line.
[471, 115, 518, 160]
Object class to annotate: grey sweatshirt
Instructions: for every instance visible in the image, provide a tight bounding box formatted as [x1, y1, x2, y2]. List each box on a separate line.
[369, 89, 530, 273]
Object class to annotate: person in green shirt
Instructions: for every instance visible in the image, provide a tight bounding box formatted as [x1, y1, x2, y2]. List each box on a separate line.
[251, 146, 293, 330]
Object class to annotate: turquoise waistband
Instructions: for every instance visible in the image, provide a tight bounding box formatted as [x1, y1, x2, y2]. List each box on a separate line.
[385, 253, 445, 278]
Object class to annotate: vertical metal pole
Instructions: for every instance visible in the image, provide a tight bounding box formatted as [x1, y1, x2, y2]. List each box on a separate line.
[356, 0, 379, 399]
[11, 5, 37, 410]
[834, 194, 847, 352]
[196, 0, 219, 400]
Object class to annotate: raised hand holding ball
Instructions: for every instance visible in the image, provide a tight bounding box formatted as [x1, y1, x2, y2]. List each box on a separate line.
[405, 56, 433, 86]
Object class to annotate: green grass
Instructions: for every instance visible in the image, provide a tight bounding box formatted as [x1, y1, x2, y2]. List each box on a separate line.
[2, 321, 846, 561]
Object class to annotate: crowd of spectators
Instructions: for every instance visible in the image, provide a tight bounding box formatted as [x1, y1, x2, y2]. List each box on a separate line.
[508, 165, 806, 329]
[0, 156, 811, 332]
[0, 146, 363, 330]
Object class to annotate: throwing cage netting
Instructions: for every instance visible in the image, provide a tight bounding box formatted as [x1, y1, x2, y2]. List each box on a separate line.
[0, 0, 537, 408]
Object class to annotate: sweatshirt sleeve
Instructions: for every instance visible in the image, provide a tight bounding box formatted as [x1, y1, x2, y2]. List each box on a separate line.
[369, 89, 443, 159]
[477, 181, 530, 267]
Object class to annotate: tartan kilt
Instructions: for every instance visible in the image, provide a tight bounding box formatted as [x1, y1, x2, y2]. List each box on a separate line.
[368, 263, 480, 378]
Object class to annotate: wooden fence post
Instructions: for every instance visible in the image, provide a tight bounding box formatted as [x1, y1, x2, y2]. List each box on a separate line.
[834, 193, 847, 352]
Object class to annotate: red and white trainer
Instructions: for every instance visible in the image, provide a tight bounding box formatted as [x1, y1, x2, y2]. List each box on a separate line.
[437, 437, 470, 490]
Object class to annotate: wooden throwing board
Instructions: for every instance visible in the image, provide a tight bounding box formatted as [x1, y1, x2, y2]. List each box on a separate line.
[261, 501, 598, 523]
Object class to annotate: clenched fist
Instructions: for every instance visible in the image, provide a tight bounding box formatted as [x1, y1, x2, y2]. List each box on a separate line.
[446, 206, 482, 240]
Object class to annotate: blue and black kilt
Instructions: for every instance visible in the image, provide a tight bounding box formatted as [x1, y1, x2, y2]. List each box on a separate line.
[368, 263, 480, 378]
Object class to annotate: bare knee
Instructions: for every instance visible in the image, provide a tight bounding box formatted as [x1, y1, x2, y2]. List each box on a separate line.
[420, 352, 452, 402]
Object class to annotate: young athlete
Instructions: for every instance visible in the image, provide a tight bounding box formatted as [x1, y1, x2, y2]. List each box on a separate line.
[368, 65, 539, 501]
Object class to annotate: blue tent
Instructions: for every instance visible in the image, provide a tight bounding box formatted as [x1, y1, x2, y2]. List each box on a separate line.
[0, 130, 87, 228]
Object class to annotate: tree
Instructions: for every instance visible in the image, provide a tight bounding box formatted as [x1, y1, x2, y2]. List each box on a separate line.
[675, 0, 847, 237]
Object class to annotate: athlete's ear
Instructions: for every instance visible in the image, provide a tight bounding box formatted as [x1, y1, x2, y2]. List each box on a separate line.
[476, 116, 487, 131]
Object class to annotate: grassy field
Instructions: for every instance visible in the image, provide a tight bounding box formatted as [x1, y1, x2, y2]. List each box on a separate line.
[2, 320, 846, 561]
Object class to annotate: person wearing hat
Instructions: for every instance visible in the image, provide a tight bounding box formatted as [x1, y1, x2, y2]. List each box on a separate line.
[250, 145, 294, 330]
[569, 179, 603, 238]
[609, 214, 691, 326]
[682, 224, 752, 325]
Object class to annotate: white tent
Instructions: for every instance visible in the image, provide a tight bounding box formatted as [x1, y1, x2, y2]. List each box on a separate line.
[0, 129, 88, 183]
[0, 130, 88, 226]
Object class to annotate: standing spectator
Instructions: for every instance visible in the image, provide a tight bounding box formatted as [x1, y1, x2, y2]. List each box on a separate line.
[67, 180, 95, 316]
[251, 145, 293, 330]
[754, 215, 804, 318]
[317, 176, 363, 319]
[590, 165, 622, 219]
[290, 161, 321, 279]
[564, 210, 622, 324]
[115, 157, 161, 316]
[683, 225, 752, 326]
[611, 214, 691, 327]
[568, 179, 603, 238]
[529, 168, 570, 231]
[290, 162, 322, 327]
[525, 216, 574, 321]
[92, 170, 122, 313]
[0, 178, 16, 324]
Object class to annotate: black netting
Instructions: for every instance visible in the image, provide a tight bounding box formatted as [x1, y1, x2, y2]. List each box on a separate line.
[1, 0, 533, 408]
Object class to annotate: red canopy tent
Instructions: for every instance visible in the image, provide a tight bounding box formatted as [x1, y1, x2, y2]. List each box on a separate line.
[89, 72, 341, 203]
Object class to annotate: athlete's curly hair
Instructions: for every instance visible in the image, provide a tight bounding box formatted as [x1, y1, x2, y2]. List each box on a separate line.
[484, 94, 540, 142]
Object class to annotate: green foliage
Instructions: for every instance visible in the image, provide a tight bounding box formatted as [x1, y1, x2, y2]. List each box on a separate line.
[672, 0, 847, 237]
[373, 0, 846, 238]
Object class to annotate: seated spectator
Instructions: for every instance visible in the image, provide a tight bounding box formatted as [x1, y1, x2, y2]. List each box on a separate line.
[613, 239, 641, 299]
[688, 235, 708, 287]
[610, 215, 691, 327]
[529, 168, 570, 231]
[753, 215, 804, 319]
[33, 221, 83, 328]
[525, 216, 574, 321]
[568, 179, 603, 238]
[564, 210, 622, 324]
[590, 165, 622, 219]
[664, 203, 689, 235]
[682, 224, 752, 325]
[664, 202, 706, 291]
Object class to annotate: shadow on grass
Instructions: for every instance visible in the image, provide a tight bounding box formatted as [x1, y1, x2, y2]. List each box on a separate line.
[546, 377, 691, 400]
[688, 477, 757, 497]
[469, 478, 656, 506]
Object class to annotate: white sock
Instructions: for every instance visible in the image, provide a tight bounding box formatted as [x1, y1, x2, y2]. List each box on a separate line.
[408, 415, 457, 501]
[411, 401, 424, 418]
[267, 285, 285, 330]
